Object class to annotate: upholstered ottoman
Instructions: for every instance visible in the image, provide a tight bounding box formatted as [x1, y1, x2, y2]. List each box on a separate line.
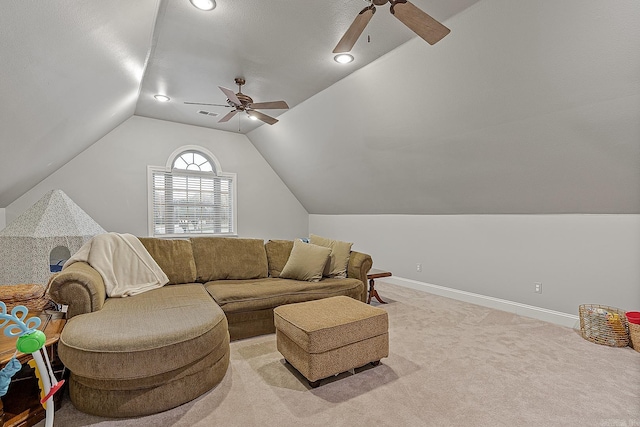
[273, 296, 389, 387]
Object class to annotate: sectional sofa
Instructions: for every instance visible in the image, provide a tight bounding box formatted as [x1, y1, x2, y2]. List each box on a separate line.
[47, 236, 373, 417]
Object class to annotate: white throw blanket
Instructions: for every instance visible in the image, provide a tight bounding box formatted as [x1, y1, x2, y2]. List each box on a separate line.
[64, 233, 168, 297]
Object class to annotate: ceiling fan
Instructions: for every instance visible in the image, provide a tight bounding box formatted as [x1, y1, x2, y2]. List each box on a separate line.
[184, 78, 289, 125]
[333, 0, 450, 53]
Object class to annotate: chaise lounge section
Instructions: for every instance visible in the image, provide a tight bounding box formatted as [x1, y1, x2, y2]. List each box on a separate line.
[59, 284, 229, 417]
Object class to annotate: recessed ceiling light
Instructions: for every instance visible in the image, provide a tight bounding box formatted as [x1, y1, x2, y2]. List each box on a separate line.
[154, 94, 170, 102]
[190, 0, 216, 11]
[334, 54, 354, 64]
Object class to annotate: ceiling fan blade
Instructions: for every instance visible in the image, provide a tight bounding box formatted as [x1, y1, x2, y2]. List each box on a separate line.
[247, 110, 278, 125]
[333, 5, 376, 53]
[218, 86, 242, 106]
[390, 0, 450, 45]
[218, 110, 238, 123]
[184, 102, 230, 107]
[249, 101, 289, 110]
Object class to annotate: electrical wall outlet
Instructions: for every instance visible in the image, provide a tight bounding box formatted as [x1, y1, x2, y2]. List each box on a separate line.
[416, 263, 422, 272]
[534, 282, 542, 294]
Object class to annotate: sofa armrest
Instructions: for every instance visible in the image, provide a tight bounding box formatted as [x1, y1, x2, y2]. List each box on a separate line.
[347, 251, 373, 302]
[47, 262, 107, 319]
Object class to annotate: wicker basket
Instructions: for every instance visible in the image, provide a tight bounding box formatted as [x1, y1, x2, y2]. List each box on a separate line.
[628, 322, 640, 353]
[579, 304, 629, 347]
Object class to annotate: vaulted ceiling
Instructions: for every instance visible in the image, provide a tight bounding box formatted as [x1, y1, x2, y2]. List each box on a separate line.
[249, 0, 640, 214]
[0, 0, 478, 209]
[1, 0, 639, 214]
[136, 0, 479, 133]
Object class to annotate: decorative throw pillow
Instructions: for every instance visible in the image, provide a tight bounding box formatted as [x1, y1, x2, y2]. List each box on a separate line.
[279, 240, 331, 282]
[309, 234, 353, 278]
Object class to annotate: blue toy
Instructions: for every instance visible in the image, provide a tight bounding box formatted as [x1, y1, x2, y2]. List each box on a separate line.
[0, 302, 64, 427]
[0, 357, 21, 396]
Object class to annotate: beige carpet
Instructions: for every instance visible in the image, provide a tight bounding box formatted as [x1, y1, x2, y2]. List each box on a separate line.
[37, 282, 640, 427]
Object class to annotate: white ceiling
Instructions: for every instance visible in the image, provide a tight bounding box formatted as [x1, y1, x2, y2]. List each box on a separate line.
[135, 0, 479, 133]
[0, 0, 159, 208]
[1, 0, 639, 215]
[0, 0, 478, 209]
[249, 0, 640, 214]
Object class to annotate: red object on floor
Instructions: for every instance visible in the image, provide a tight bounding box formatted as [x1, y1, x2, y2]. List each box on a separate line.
[40, 379, 65, 404]
[626, 311, 640, 325]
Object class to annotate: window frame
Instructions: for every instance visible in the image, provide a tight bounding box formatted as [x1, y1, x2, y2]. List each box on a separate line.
[147, 145, 237, 238]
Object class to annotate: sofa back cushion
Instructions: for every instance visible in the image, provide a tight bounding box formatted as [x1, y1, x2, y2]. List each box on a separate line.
[138, 237, 197, 285]
[191, 237, 268, 281]
[264, 240, 294, 277]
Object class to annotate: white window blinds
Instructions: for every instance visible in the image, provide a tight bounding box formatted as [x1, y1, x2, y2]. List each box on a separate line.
[148, 148, 236, 237]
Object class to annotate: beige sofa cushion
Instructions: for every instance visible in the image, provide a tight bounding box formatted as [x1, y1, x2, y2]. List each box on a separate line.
[309, 234, 353, 278]
[191, 237, 268, 282]
[279, 240, 330, 282]
[205, 277, 364, 314]
[138, 237, 197, 285]
[264, 240, 294, 277]
[58, 284, 227, 381]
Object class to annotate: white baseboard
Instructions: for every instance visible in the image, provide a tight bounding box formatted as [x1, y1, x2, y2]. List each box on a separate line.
[383, 276, 580, 329]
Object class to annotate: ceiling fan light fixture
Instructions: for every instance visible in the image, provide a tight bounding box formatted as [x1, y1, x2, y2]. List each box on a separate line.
[186, 79, 286, 125]
[334, 53, 354, 64]
[154, 94, 170, 102]
[190, 0, 216, 11]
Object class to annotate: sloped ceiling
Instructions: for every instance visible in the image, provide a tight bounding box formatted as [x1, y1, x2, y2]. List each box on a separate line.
[0, 0, 479, 209]
[135, 0, 479, 133]
[249, 0, 640, 214]
[1, 0, 638, 216]
[0, 0, 159, 208]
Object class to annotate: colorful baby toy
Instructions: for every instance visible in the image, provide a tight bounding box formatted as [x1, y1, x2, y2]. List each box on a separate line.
[0, 302, 64, 427]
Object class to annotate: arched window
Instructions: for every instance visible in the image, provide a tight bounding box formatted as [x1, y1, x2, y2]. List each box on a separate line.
[148, 146, 237, 236]
[172, 151, 214, 172]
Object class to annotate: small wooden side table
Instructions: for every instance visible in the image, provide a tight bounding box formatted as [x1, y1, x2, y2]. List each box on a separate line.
[0, 311, 66, 427]
[366, 269, 392, 304]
